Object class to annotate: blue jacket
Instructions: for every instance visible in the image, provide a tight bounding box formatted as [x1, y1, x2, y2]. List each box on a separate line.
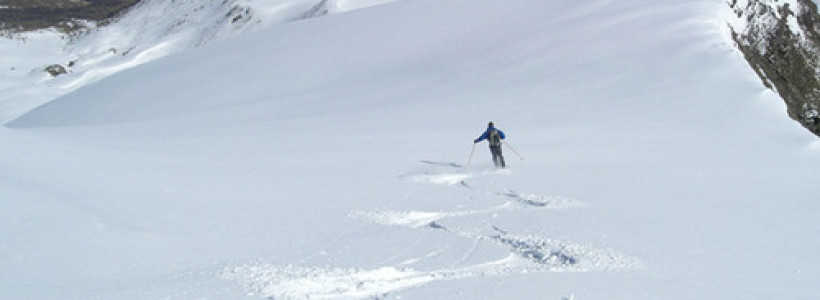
[474, 127, 505, 144]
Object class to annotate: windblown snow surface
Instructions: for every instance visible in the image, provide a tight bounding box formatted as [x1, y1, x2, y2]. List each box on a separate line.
[0, 0, 401, 123]
[2, 0, 819, 299]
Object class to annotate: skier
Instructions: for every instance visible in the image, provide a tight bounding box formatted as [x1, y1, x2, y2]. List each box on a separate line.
[473, 122, 506, 168]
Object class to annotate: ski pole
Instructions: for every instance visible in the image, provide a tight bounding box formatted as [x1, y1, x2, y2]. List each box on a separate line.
[467, 143, 476, 166]
[503, 141, 524, 160]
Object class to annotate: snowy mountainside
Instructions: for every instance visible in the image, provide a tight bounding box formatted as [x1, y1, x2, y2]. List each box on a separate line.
[0, 0, 402, 123]
[2, 0, 820, 299]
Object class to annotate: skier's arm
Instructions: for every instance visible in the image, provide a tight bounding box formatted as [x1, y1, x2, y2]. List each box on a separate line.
[474, 131, 488, 143]
[498, 130, 506, 139]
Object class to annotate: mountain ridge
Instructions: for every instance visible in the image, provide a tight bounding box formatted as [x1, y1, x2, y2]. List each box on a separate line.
[0, 0, 140, 34]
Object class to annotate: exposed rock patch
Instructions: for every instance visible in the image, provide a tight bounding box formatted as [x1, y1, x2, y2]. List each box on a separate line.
[730, 0, 820, 136]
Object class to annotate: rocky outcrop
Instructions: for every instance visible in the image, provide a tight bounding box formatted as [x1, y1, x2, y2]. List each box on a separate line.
[300, 0, 331, 19]
[44, 64, 68, 77]
[729, 0, 820, 136]
[0, 0, 141, 33]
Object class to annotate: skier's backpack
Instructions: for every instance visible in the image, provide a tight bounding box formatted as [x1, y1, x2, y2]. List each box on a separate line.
[488, 129, 502, 147]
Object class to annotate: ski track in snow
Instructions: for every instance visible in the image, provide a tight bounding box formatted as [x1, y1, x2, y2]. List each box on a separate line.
[399, 172, 474, 186]
[222, 264, 441, 300]
[494, 189, 586, 209]
[222, 255, 520, 300]
[224, 161, 638, 299]
[422, 221, 638, 272]
[222, 247, 638, 300]
[348, 203, 510, 228]
[398, 160, 510, 186]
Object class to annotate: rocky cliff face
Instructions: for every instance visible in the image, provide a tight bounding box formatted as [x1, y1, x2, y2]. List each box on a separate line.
[729, 0, 820, 137]
[0, 0, 141, 34]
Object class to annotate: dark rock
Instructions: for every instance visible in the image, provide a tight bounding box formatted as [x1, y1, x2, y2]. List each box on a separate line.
[0, 0, 141, 34]
[44, 64, 68, 77]
[730, 0, 820, 137]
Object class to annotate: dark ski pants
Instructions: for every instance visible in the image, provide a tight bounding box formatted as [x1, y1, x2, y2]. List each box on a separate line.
[490, 146, 506, 168]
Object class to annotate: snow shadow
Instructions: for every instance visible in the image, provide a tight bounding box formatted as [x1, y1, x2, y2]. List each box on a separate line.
[495, 189, 585, 209]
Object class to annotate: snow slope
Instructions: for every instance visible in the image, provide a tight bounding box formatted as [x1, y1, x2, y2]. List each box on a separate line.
[3, 0, 819, 299]
[0, 0, 401, 123]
